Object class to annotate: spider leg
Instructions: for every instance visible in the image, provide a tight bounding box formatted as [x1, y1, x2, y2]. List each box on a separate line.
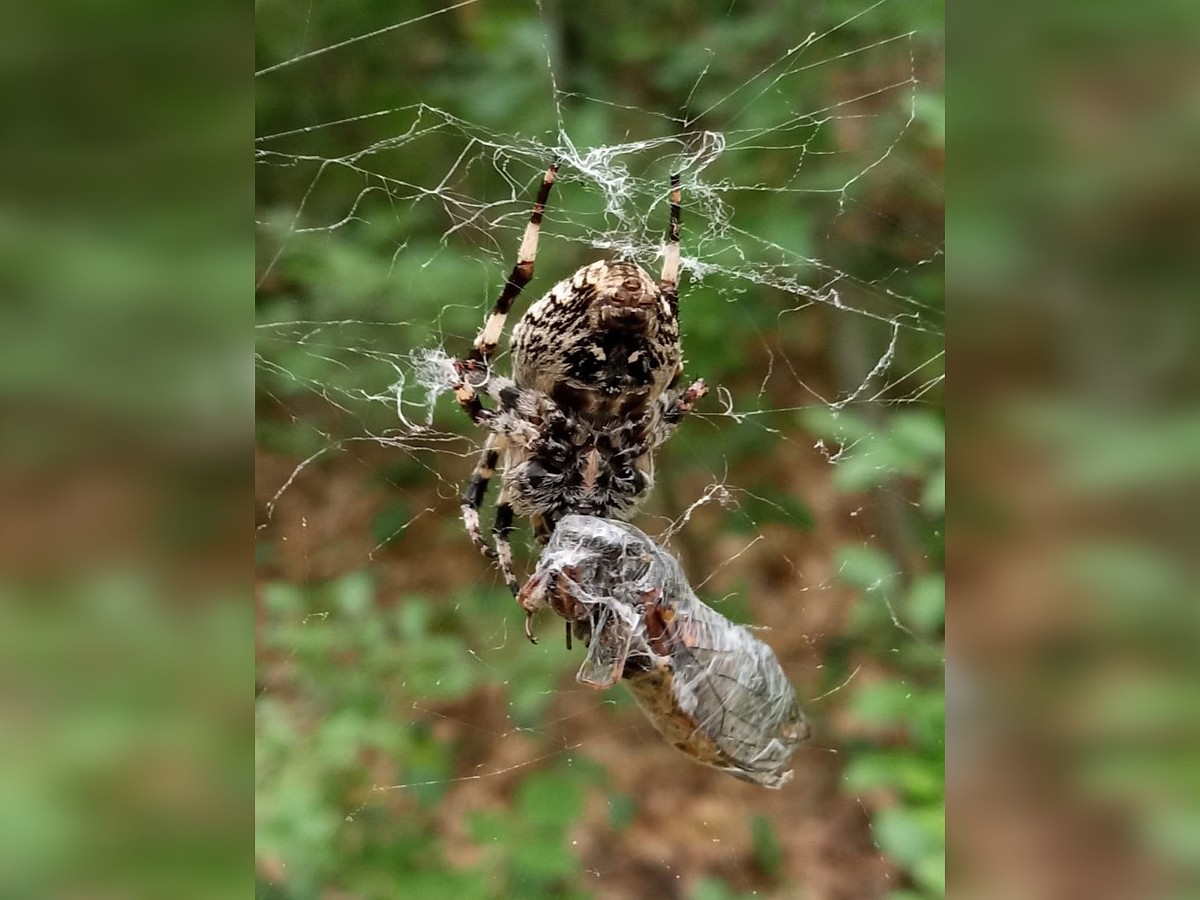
[451, 361, 545, 446]
[636, 378, 708, 453]
[491, 497, 519, 597]
[470, 162, 559, 365]
[461, 434, 505, 558]
[659, 173, 681, 295]
[531, 513, 554, 544]
[451, 360, 494, 427]
[663, 377, 708, 425]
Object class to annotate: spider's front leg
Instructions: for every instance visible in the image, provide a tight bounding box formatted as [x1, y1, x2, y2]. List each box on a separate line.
[452, 359, 540, 426]
[644, 377, 708, 451]
[663, 377, 708, 425]
[450, 357, 511, 429]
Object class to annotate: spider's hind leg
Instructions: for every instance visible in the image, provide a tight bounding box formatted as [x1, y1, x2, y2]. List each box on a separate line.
[461, 434, 506, 559]
[491, 496, 519, 597]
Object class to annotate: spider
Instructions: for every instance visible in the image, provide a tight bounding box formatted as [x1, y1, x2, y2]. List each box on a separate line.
[450, 163, 707, 640]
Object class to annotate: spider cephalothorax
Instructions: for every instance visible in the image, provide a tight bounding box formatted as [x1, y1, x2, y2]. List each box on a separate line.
[451, 164, 706, 636]
[462, 375, 655, 524]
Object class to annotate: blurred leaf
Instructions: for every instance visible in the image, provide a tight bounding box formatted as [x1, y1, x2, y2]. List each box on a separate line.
[872, 805, 944, 893]
[517, 770, 584, 829]
[891, 412, 945, 461]
[906, 575, 945, 634]
[1011, 405, 1200, 490]
[262, 582, 301, 615]
[851, 682, 919, 730]
[836, 545, 900, 594]
[845, 751, 943, 801]
[750, 814, 783, 877]
[607, 793, 637, 831]
[915, 90, 945, 145]
[921, 467, 945, 514]
[332, 571, 373, 619]
[800, 407, 877, 444]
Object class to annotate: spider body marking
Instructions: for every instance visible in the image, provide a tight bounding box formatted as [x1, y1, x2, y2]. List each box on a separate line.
[451, 165, 707, 636]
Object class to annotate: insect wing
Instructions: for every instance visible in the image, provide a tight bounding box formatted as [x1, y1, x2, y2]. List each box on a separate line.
[667, 610, 807, 786]
[576, 601, 635, 688]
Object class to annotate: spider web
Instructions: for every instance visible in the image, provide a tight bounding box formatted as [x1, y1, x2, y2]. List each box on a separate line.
[255, 0, 943, 896]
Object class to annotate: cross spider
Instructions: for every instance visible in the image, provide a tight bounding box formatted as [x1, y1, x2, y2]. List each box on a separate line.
[451, 164, 707, 639]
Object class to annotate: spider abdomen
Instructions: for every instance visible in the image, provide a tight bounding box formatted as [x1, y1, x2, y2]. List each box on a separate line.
[511, 259, 682, 424]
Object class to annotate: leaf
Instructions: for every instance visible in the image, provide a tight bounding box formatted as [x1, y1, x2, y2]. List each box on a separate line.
[516, 771, 583, 830]
[921, 467, 945, 514]
[835, 546, 899, 594]
[906, 575, 945, 633]
[891, 411, 944, 461]
[333, 571, 373, 618]
[850, 682, 917, 729]
[750, 814, 783, 877]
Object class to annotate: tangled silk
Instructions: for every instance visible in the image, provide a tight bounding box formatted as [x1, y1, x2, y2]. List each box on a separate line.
[518, 515, 809, 788]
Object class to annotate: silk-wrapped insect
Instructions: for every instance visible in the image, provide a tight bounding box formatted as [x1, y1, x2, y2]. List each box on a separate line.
[517, 514, 809, 788]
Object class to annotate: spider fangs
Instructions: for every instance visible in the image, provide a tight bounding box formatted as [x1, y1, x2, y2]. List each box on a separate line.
[451, 164, 707, 642]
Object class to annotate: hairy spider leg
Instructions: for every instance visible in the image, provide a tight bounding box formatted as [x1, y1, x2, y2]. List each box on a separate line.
[454, 364, 546, 603]
[469, 162, 558, 366]
[461, 434, 504, 559]
[659, 173, 681, 296]
[653, 177, 710, 446]
[452, 361, 548, 437]
[453, 162, 557, 581]
[663, 378, 709, 425]
[491, 489, 519, 598]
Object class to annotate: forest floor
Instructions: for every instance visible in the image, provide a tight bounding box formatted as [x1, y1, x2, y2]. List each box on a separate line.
[256, 408, 900, 899]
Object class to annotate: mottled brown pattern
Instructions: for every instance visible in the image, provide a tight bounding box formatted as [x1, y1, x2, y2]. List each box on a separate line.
[453, 169, 706, 608]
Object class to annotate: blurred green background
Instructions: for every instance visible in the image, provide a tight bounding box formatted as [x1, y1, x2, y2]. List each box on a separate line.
[4, 0, 1194, 896]
[255, 1, 944, 898]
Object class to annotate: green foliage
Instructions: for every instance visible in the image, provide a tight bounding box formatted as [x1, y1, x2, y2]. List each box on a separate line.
[874, 806, 946, 898]
[689, 877, 763, 900]
[256, 573, 589, 898]
[803, 407, 946, 502]
[470, 768, 593, 897]
[750, 814, 784, 878]
[820, 409, 945, 898]
[256, 0, 944, 896]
